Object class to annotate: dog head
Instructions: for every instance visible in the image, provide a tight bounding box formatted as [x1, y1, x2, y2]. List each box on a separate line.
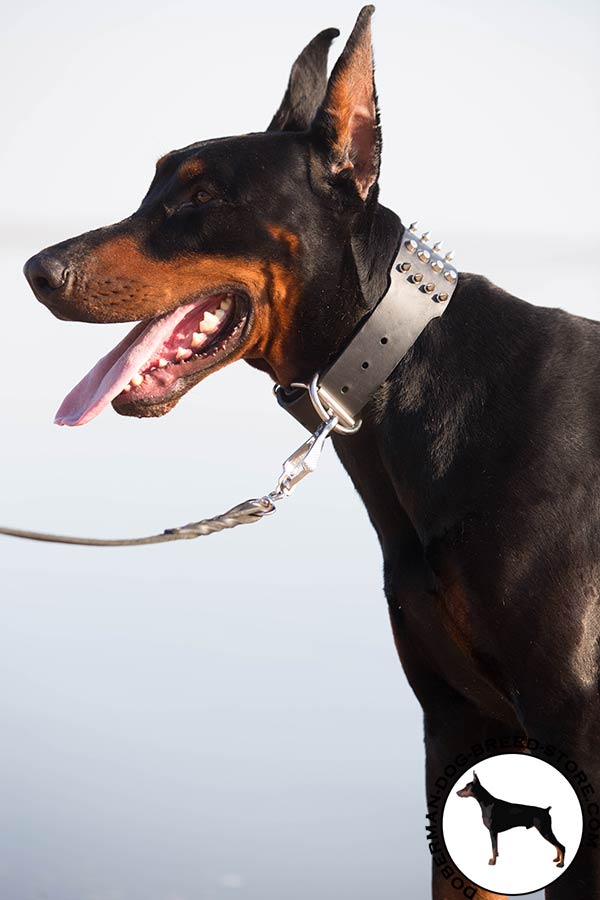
[456, 771, 480, 798]
[24, 6, 388, 426]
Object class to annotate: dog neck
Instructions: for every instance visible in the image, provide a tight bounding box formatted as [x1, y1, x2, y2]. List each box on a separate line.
[470, 782, 496, 806]
[327, 207, 543, 556]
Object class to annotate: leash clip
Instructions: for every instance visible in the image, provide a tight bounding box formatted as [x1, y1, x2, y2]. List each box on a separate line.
[272, 415, 338, 498]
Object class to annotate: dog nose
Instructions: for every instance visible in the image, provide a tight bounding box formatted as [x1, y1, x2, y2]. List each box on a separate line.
[23, 252, 69, 301]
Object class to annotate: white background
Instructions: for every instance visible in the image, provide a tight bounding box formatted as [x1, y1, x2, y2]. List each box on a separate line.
[0, 1, 598, 899]
[443, 757, 584, 895]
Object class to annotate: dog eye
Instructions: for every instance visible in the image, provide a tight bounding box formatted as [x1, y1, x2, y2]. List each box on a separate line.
[173, 190, 216, 215]
[193, 189, 213, 205]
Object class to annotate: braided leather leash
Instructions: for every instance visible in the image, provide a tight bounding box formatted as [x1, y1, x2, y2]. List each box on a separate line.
[0, 417, 337, 548]
[0, 500, 274, 547]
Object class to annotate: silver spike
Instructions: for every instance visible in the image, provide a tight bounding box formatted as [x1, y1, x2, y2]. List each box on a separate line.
[431, 259, 444, 273]
[409, 222, 418, 232]
[445, 250, 455, 262]
[436, 292, 449, 302]
[405, 239, 418, 253]
[424, 282, 435, 293]
[433, 241, 443, 252]
[412, 273, 423, 283]
[417, 249, 431, 263]
[421, 231, 431, 242]
[444, 269, 457, 283]
[398, 261, 412, 272]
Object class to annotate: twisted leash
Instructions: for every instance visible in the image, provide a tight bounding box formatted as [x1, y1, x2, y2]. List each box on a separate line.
[0, 416, 338, 547]
[0, 224, 458, 549]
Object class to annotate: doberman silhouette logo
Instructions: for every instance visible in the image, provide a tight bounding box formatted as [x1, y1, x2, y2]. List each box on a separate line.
[442, 755, 583, 895]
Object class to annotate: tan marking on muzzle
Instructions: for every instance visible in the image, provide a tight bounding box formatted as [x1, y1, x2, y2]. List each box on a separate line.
[69, 234, 304, 385]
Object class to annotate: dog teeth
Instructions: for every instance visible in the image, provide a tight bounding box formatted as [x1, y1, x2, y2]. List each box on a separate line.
[221, 295, 233, 311]
[131, 373, 144, 386]
[191, 332, 207, 349]
[122, 384, 131, 392]
[158, 358, 168, 367]
[215, 308, 226, 321]
[176, 347, 193, 361]
[199, 311, 220, 333]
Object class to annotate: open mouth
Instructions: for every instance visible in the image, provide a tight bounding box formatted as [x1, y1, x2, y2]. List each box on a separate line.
[55, 291, 249, 426]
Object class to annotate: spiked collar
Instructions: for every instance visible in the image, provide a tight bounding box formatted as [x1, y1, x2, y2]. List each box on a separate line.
[274, 223, 459, 434]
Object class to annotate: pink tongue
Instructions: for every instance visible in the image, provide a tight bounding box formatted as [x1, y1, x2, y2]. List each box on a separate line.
[55, 302, 198, 427]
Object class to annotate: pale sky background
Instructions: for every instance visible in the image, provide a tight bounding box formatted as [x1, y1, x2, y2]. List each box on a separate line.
[0, 1, 598, 899]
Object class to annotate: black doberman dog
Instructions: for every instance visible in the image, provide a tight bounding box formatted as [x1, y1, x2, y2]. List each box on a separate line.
[456, 771, 566, 869]
[22, 6, 599, 899]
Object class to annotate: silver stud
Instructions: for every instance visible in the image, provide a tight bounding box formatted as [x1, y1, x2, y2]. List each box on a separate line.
[433, 241, 443, 252]
[445, 250, 455, 262]
[431, 259, 444, 273]
[409, 221, 418, 232]
[436, 292, 449, 302]
[424, 282, 435, 293]
[398, 261, 411, 272]
[405, 239, 418, 253]
[421, 231, 431, 242]
[444, 269, 457, 283]
[412, 273, 423, 283]
[417, 249, 431, 263]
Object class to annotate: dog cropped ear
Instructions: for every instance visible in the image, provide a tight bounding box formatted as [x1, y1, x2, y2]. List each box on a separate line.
[311, 5, 380, 202]
[267, 28, 340, 133]
[473, 771, 479, 782]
